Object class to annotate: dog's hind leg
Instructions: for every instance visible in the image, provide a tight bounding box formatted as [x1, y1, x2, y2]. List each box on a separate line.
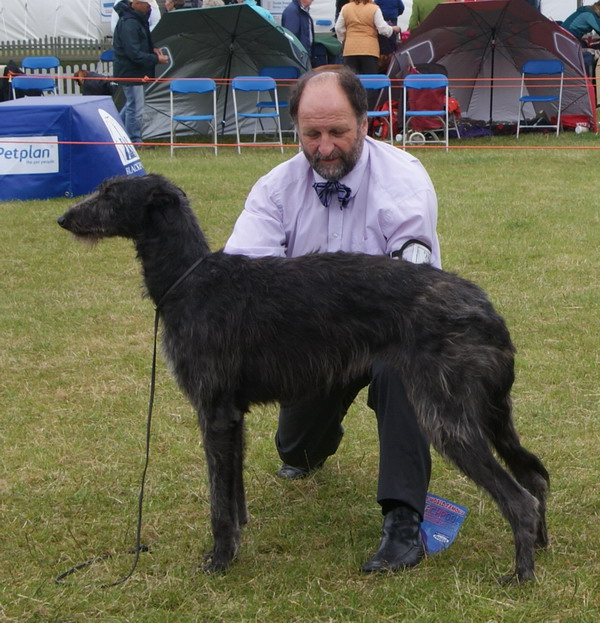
[487, 395, 549, 550]
[433, 425, 540, 583]
[198, 403, 246, 573]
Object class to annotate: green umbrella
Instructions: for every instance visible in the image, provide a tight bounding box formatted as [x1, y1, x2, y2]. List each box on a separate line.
[143, 4, 310, 137]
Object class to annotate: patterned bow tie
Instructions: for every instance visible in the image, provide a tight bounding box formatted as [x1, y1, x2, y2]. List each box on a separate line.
[313, 181, 352, 209]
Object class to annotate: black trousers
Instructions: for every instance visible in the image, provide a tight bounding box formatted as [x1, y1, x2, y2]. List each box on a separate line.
[275, 362, 431, 518]
[343, 55, 379, 75]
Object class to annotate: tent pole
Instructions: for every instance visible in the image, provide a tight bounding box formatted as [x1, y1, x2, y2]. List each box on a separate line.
[220, 43, 235, 137]
[488, 27, 496, 130]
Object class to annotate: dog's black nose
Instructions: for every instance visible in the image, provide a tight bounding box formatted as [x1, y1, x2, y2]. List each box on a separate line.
[57, 215, 66, 228]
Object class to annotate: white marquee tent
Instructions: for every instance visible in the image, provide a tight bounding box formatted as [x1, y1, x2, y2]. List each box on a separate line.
[0, 0, 590, 43]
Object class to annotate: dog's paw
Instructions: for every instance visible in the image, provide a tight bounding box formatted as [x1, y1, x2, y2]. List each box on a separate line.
[202, 549, 233, 574]
[535, 528, 549, 550]
[498, 569, 535, 585]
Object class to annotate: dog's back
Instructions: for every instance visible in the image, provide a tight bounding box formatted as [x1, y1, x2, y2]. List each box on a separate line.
[160, 250, 513, 419]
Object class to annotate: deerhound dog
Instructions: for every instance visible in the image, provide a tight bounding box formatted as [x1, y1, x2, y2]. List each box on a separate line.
[57, 174, 549, 583]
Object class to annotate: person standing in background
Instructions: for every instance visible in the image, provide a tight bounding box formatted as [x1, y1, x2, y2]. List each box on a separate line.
[335, 0, 401, 75]
[113, 0, 168, 147]
[111, 0, 161, 31]
[282, 0, 315, 57]
[375, 0, 404, 58]
[408, 0, 442, 32]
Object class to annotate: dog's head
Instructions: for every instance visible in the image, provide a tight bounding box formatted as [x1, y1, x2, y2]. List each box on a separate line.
[57, 174, 187, 243]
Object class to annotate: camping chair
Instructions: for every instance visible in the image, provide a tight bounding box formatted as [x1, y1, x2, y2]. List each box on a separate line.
[516, 59, 564, 138]
[402, 73, 457, 150]
[21, 56, 60, 72]
[16, 56, 60, 96]
[169, 78, 218, 156]
[359, 74, 395, 145]
[257, 66, 301, 138]
[99, 49, 114, 73]
[11, 75, 57, 98]
[232, 76, 284, 154]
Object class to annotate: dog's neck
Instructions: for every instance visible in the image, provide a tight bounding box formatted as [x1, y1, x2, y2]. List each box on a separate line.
[134, 203, 211, 308]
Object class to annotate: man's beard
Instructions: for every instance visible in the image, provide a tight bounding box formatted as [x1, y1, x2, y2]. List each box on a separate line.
[307, 133, 365, 181]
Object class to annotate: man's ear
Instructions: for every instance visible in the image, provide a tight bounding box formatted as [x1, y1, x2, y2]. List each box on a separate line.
[360, 115, 369, 138]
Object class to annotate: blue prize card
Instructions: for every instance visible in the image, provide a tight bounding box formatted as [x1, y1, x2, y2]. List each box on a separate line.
[421, 493, 468, 555]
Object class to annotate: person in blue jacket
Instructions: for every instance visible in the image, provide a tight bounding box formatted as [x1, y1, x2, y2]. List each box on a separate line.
[281, 0, 315, 56]
[375, 0, 404, 55]
[375, 0, 404, 25]
[113, 0, 168, 147]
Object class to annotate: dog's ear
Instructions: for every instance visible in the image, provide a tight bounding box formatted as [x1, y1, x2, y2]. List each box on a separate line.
[145, 176, 185, 212]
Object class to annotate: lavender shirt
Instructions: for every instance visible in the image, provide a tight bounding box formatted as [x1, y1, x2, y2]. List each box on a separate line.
[224, 136, 441, 268]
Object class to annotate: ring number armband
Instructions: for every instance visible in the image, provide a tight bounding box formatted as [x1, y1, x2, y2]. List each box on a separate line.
[390, 239, 432, 264]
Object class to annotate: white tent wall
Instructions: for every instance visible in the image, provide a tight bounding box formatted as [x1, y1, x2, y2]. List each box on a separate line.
[0, 1, 112, 42]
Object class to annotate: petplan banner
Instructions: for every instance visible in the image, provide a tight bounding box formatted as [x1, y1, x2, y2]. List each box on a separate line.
[0, 95, 144, 201]
[0, 137, 60, 175]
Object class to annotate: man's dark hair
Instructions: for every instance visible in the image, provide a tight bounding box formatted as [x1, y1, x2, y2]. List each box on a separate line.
[289, 68, 368, 124]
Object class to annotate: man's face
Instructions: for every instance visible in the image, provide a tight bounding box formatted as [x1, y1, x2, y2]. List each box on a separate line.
[297, 78, 368, 181]
[131, 0, 151, 14]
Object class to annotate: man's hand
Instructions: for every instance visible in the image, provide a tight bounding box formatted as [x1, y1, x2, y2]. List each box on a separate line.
[154, 48, 169, 64]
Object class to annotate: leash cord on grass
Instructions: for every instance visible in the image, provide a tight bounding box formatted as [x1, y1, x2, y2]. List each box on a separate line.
[55, 309, 159, 587]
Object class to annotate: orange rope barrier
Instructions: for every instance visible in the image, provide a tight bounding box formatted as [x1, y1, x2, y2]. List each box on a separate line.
[1, 138, 598, 151]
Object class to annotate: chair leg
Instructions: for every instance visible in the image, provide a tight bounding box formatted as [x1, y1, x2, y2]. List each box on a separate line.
[236, 117, 242, 155]
[275, 115, 284, 154]
[452, 113, 461, 139]
[212, 121, 218, 156]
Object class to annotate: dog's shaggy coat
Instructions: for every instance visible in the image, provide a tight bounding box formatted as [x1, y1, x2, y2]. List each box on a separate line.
[58, 174, 549, 582]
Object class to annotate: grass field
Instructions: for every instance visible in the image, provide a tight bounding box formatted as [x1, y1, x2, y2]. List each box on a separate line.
[1, 134, 599, 622]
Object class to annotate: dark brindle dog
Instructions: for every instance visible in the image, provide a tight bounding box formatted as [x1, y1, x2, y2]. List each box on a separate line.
[57, 174, 549, 582]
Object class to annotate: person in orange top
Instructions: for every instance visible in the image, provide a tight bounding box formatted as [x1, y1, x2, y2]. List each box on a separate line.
[335, 0, 401, 74]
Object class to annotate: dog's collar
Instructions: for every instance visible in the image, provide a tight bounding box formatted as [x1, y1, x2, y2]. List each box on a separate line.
[156, 256, 205, 311]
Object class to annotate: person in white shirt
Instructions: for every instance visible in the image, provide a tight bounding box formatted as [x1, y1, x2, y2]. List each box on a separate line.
[225, 68, 439, 573]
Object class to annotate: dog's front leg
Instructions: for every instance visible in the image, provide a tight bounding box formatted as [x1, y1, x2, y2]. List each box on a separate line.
[198, 404, 246, 573]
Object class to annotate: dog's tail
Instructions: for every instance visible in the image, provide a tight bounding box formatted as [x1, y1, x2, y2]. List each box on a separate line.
[489, 395, 550, 493]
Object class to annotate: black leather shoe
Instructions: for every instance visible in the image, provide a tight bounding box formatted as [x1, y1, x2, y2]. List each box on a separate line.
[276, 460, 325, 480]
[362, 504, 426, 573]
[277, 464, 310, 479]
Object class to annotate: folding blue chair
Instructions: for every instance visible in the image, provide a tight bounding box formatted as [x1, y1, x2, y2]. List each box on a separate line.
[257, 66, 301, 138]
[99, 49, 114, 73]
[16, 56, 60, 97]
[402, 73, 456, 150]
[21, 56, 60, 71]
[100, 49, 114, 62]
[232, 76, 284, 154]
[516, 59, 564, 138]
[169, 78, 218, 156]
[359, 74, 394, 145]
[11, 75, 57, 98]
